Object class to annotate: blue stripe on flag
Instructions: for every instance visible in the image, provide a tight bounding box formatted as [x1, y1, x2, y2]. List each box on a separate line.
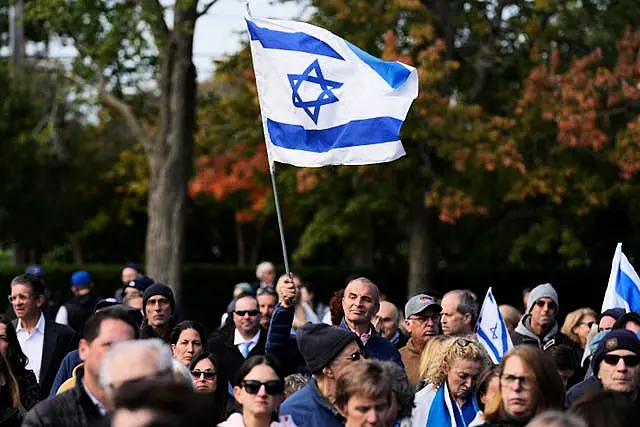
[345, 41, 411, 89]
[477, 327, 501, 363]
[267, 117, 403, 153]
[246, 20, 344, 60]
[616, 268, 640, 311]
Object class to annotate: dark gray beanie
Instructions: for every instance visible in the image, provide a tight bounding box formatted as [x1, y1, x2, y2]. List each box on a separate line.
[526, 283, 559, 313]
[296, 323, 356, 374]
[142, 283, 175, 315]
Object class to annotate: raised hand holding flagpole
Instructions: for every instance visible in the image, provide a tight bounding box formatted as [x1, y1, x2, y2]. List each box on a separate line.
[244, 0, 418, 280]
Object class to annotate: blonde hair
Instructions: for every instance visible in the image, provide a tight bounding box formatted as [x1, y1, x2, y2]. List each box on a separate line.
[424, 336, 490, 388]
[561, 308, 597, 345]
[419, 336, 452, 381]
[499, 305, 522, 333]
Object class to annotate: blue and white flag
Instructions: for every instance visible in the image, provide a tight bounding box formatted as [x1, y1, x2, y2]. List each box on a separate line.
[476, 287, 513, 364]
[245, 16, 418, 167]
[602, 243, 640, 312]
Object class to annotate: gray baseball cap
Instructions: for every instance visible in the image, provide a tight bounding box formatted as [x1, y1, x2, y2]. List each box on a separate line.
[405, 294, 442, 318]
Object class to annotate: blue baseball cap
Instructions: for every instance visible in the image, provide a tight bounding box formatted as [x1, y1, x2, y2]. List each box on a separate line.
[71, 271, 92, 287]
[25, 265, 46, 278]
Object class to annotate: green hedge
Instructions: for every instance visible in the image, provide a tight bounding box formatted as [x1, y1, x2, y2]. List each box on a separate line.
[0, 264, 611, 332]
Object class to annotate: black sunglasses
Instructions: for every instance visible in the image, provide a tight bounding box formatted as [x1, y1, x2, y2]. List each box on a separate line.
[603, 354, 640, 367]
[535, 300, 557, 310]
[192, 370, 217, 380]
[235, 310, 259, 317]
[241, 380, 284, 395]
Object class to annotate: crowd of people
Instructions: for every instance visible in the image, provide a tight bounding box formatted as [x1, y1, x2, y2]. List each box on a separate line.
[0, 261, 638, 426]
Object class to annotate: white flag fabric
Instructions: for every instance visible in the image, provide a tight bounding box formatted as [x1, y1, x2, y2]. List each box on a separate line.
[245, 17, 418, 167]
[602, 243, 640, 312]
[476, 287, 513, 364]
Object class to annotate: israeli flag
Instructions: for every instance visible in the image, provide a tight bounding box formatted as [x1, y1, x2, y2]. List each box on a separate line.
[602, 243, 640, 312]
[245, 17, 418, 167]
[476, 288, 513, 364]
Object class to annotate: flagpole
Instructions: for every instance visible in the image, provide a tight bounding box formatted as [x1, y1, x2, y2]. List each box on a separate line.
[270, 164, 291, 276]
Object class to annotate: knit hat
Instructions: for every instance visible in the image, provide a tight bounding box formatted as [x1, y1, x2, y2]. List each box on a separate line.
[296, 323, 357, 374]
[526, 283, 559, 314]
[71, 271, 92, 288]
[25, 265, 46, 278]
[599, 308, 626, 323]
[591, 329, 640, 376]
[142, 283, 175, 315]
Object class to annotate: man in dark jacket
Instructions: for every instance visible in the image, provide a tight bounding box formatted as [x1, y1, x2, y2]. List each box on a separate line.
[208, 294, 267, 383]
[566, 329, 640, 407]
[280, 323, 361, 427]
[23, 307, 139, 427]
[140, 283, 176, 343]
[340, 277, 403, 366]
[55, 271, 102, 336]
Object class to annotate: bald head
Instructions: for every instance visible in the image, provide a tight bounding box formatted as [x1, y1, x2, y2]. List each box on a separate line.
[377, 301, 400, 340]
[342, 277, 381, 330]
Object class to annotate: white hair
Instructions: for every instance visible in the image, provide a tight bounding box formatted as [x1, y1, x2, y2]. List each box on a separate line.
[172, 358, 195, 390]
[256, 261, 275, 280]
[99, 338, 173, 388]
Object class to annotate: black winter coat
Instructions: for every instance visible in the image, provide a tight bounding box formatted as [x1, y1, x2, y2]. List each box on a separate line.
[22, 368, 104, 427]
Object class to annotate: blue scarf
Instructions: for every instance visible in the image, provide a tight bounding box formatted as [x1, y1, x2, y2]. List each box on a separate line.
[426, 381, 479, 427]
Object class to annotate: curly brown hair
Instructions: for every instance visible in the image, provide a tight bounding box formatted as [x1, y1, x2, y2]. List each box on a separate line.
[329, 289, 345, 326]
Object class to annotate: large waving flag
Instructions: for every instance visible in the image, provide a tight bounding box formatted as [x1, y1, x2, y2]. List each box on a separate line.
[602, 243, 640, 312]
[476, 287, 513, 364]
[245, 17, 418, 167]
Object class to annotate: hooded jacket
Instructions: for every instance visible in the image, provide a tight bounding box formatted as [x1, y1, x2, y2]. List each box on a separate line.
[511, 315, 577, 351]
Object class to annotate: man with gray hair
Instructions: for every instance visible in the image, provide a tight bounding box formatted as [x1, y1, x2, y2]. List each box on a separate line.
[99, 338, 174, 410]
[441, 289, 478, 336]
[340, 277, 403, 366]
[254, 261, 276, 290]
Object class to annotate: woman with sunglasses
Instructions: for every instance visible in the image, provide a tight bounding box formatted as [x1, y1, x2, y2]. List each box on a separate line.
[219, 354, 296, 427]
[561, 308, 597, 350]
[0, 316, 39, 410]
[411, 337, 490, 427]
[190, 352, 229, 424]
[475, 346, 565, 427]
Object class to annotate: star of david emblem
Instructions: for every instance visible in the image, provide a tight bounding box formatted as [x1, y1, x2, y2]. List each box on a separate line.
[490, 323, 499, 340]
[288, 59, 343, 124]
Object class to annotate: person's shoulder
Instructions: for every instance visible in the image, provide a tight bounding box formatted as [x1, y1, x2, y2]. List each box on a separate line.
[25, 390, 73, 419]
[46, 319, 75, 337]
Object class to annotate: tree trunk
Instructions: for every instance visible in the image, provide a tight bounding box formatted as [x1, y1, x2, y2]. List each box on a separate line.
[70, 236, 83, 265]
[235, 219, 246, 266]
[144, 3, 197, 299]
[249, 222, 264, 266]
[351, 212, 374, 267]
[407, 199, 434, 297]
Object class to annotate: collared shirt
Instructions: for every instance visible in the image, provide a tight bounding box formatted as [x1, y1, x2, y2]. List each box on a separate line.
[16, 313, 46, 382]
[234, 328, 261, 358]
[82, 378, 106, 416]
[349, 325, 372, 346]
[390, 330, 401, 345]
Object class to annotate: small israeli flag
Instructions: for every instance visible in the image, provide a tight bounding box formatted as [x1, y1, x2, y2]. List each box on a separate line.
[476, 288, 513, 364]
[602, 243, 640, 312]
[245, 16, 418, 167]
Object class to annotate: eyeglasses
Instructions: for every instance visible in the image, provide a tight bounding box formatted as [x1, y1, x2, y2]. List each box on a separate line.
[409, 313, 441, 323]
[235, 310, 259, 317]
[603, 354, 640, 367]
[7, 294, 38, 303]
[579, 321, 595, 328]
[534, 300, 557, 310]
[240, 380, 284, 395]
[501, 374, 532, 390]
[192, 370, 217, 380]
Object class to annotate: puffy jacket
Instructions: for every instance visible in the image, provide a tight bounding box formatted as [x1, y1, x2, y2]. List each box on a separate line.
[23, 367, 104, 427]
[49, 350, 82, 397]
[64, 293, 101, 336]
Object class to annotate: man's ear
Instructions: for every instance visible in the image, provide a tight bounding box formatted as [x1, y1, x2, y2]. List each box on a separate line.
[463, 313, 473, 326]
[35, 295, 45, 309]
[322, 365, 335, 379]
[78, 339, 90, 362]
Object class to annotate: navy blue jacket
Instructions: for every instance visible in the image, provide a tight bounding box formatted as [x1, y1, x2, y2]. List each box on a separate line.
[280, 380, 343, 427]
[266, 304, 404, 375]
[338, 318, 404, 367]
[49, 350, 82, 397]
[566, 376, 602, 408]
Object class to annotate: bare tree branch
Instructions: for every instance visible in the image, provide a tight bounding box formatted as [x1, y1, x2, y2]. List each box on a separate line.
[141, 0, 170, 49]
[197, 0, 220, 18]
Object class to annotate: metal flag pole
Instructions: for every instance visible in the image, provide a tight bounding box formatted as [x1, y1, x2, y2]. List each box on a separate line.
[270, 164, 291, 276]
